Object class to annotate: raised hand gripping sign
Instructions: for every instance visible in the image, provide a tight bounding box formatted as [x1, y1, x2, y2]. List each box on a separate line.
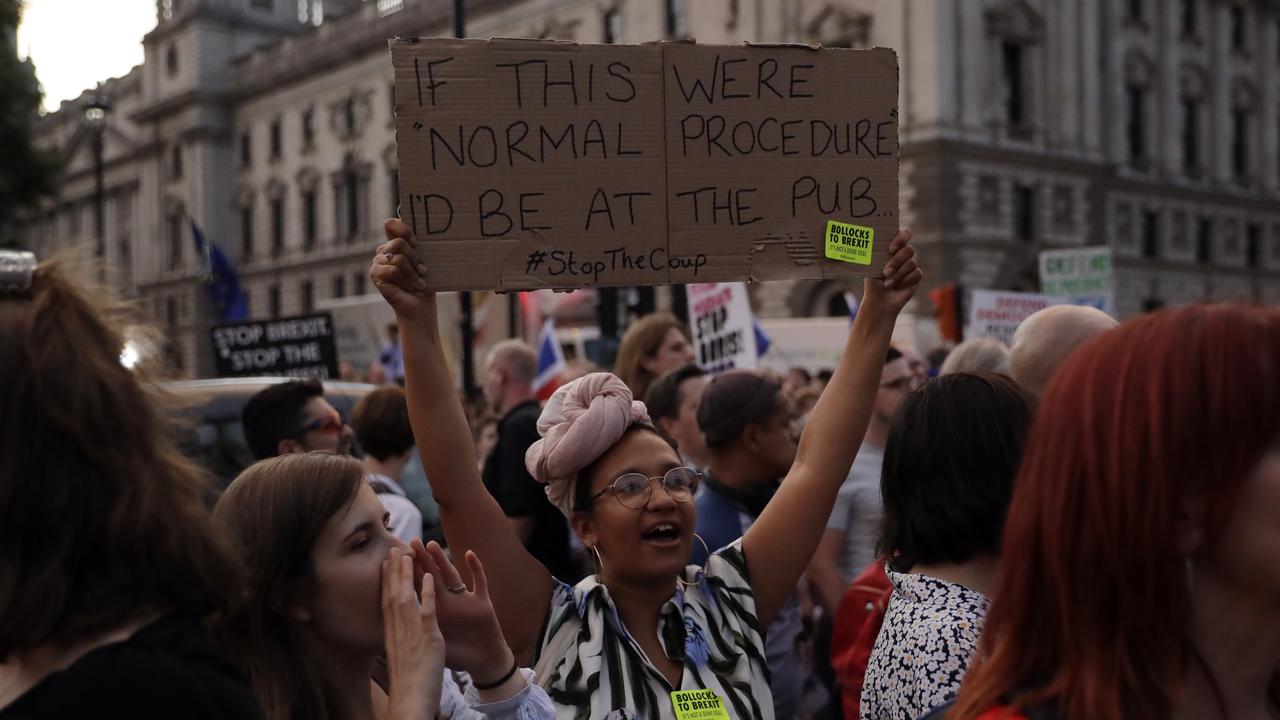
[390, 38, 898, 292]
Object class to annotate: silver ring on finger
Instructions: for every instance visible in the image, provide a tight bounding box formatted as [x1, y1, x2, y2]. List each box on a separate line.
[446, 584, 467, 594]
[384, 252, 394, 263]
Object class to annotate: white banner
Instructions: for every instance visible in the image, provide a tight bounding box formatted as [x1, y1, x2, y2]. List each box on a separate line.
[687, 282, 759, 373]
[1039, 246, 1115, 316]
[966, 290, 1068, 346]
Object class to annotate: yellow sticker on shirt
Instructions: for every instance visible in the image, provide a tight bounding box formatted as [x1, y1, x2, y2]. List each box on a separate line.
[671, 689, 731, 720]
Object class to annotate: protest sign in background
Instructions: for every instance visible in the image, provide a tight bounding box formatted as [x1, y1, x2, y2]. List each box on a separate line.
[390, 38, 899, 291]
[687, 282, 758, 373]
[1039, 246, 1115, 316]
[965, 290, 1067, 346]
[211, 313, 339, 379]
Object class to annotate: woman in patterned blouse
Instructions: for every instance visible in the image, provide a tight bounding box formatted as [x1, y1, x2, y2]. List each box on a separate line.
[857, 373, 1032, 720]
[369, 219, 923, 719]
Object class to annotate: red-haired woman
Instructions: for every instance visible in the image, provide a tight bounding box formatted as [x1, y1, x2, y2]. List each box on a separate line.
[930, 303, 1280, 720]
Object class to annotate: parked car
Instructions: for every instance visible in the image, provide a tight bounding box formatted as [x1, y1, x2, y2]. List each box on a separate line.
[165, 377, 438, 526]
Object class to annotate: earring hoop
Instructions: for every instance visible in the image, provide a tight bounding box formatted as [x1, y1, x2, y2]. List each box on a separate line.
[676, 533, 713, 590]
[591, 545, 606, 578]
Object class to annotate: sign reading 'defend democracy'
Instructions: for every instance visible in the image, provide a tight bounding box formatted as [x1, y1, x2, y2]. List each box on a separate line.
[390, 38, 899, 291]
[966, 290, 1068, 346]
[687, 282, 758, 373]
[211, 313, 339, 379]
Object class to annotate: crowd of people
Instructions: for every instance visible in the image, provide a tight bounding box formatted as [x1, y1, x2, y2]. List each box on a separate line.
[1, 218, 1277, 720]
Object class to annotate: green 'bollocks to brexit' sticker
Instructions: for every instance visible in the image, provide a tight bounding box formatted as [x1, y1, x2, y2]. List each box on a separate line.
[671, 689, 731, 720]
[825, 220, 874, 265]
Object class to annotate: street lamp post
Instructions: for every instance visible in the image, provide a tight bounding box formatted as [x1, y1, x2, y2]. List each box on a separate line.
[454, 0, 479, 398]
[84, 95, 112, 261]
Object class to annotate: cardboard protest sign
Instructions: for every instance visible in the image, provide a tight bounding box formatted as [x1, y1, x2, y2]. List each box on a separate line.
[965, 290, 1067, 346]
[1039, 246, 1115, 316]
[687, 282, 758, 373]
[390, 38, 898, 292]
[211, 313, 339, 379]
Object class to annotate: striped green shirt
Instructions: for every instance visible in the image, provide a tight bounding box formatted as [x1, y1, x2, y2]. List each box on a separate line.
[534, 539, 773, 719]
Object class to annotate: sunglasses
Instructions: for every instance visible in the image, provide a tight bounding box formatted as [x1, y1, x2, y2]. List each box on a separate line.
[299, 412, 345, 436]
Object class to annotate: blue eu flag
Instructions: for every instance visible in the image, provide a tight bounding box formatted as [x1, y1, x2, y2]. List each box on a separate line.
[191, 222, 249, 323]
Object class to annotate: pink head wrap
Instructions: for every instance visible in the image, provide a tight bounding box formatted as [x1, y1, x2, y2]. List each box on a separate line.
[525, 372, 652, 518]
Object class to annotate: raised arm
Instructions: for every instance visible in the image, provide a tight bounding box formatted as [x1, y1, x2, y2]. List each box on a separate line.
[371, 219, 553, 663]
[743, 230, 920, 627]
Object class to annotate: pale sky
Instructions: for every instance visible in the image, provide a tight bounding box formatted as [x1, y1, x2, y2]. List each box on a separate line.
[17, 0, 158, 112]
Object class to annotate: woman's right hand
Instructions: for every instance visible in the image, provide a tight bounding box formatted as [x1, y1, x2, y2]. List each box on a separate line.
[382, 548, 445, 720]
[370, 218, 433, 317]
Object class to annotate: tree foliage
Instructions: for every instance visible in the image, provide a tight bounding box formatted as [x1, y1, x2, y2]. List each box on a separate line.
[0, 0, 61, 246]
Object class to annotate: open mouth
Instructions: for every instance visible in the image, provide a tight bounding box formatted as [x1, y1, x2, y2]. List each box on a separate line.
[641, 523, 682, 545]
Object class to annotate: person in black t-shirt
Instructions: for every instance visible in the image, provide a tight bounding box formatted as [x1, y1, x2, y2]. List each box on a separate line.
[480, 340, 581, 583]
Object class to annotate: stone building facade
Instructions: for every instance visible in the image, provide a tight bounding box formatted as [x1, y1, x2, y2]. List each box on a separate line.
[14, 0, 1280, 375]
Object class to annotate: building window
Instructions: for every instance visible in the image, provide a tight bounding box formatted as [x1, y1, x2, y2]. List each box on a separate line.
[1231, 109, 1249, 180]
[166, 45, 178, 77]
[1127, 87, 1146, 164]
[240, 206, 254, 259]
[376, 0, 403, 16]
[389, 170, 400, 217]
[1230, 5, 1246, 51]
[1127, 0, 1144, 22]
[168, 213, 183, 270]
[344, 96, 357, 136]
[302, 190, 317, 249]
[603, 8, 622, 43]
[1246, 223, 1261, 268]
[268, 284, 281, 318]
[1181, 99, 1199, 174]
[666, 0, 685, 37]
[240, 132, 252, 168]
[1014, 184, 1034, 242]
[332, 274, 346, 299]
[1001, 42, 1026, 130]
[1180, 0, 1196, 36]
[270, 118, 282, 160]
[302, 108, 315, 148]
[301, 279, 314, 313]
[166, 297, 178, 328]
[1141, 210, 1159, 258]
[337, 169, 364, 238]
[271, 198, 285, 256]
[162, 0, 176, 21]
[171, 144, 183, 179]
[353, 271, 366, 296]
[1196, 216, 1212, 264]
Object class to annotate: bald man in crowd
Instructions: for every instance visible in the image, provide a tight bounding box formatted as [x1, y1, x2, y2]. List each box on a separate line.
[481, 339, 579, 582]
[1009, 305, 1119, 397]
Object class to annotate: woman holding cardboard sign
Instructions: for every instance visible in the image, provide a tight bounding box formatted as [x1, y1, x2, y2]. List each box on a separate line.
[370, 217, 921, 719]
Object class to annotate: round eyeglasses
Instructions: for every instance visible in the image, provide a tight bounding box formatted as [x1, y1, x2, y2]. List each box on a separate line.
[581, 467, 702, 510]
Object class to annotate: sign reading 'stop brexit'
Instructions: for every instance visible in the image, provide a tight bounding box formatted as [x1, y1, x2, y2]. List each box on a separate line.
[390, 37, 900, 291]
[211, 313, 339, 379]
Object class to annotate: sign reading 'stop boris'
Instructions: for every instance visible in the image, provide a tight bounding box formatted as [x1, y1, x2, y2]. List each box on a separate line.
[390, 38, 899, 291]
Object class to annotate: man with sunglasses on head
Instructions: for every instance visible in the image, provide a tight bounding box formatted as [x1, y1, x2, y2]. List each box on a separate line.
[693, 370, 806, 720]
[241, 379, 354, 460]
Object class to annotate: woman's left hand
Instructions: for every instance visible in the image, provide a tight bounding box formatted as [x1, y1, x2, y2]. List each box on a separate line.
[409, 539, 516, 683]
[382, 548, 445, 719]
